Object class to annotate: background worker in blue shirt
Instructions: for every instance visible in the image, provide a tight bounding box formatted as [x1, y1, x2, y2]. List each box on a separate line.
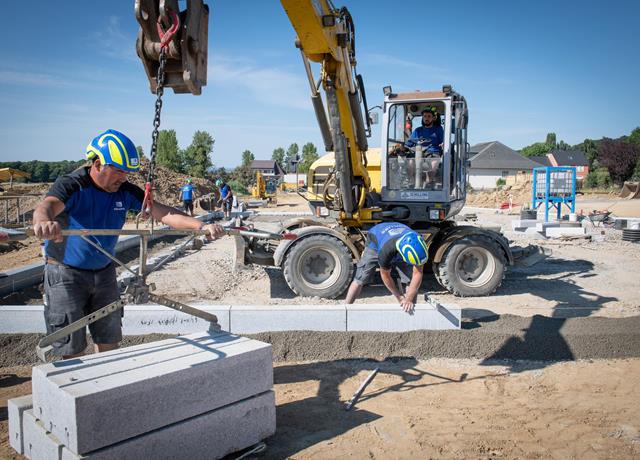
[345, 222, 430, 312]
[216, 179, 233, 219]
[32, 129, 225, 358]
[179, 178, 195, 216]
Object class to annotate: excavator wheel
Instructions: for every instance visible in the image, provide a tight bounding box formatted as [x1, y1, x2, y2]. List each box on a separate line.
[434, 235, 506, 297]
[283, 234, 355, 299]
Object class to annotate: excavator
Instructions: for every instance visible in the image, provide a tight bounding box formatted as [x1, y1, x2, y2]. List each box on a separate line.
[251, 171, 278, 205]
[135, 0, 546, 299]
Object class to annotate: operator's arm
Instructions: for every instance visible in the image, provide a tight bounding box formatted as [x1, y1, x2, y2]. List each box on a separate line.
[401, 265, 424, 312]
[178, 188, 183, 201]
[33, 196, 66, 242]
[380, 268, 404, 303]
[150, 202, 224, 239]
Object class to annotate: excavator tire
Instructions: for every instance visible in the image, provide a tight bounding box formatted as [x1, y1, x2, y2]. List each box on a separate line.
[283, 234, 355, 299]
[434, 235, 506, 297]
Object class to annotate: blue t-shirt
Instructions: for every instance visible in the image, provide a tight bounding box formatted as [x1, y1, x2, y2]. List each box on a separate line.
[181, 184, 194, 201]
[220, 184, 232, 200]
[367, 222, 412, 268]
[44, 167, 144, 270]
[406, 125, 444, 153]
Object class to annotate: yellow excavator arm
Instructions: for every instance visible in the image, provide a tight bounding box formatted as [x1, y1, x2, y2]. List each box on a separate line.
[136, 0, 376, 226]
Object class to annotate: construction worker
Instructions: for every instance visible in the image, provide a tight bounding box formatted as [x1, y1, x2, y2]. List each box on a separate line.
[406, 107, 444, 187]
[216, 179, 233, 219]
[179, 178, 195, 216]
[345, 222, 430, 312]
[32, 129, 225, 359]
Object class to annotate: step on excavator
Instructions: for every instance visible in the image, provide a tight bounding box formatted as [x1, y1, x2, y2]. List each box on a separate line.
[135, 0, 548, 300]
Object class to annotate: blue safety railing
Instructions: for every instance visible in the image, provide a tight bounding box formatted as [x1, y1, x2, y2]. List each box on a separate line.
[532, 166, 576, 222]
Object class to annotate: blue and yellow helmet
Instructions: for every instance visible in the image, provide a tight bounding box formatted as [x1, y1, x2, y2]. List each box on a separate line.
[86, 129, 140, 172]
[396, 231, 429, 265]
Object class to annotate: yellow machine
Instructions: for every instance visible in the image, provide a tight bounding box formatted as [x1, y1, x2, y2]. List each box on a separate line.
[136, 0, 544, 299]
[251, 171, 278, 205]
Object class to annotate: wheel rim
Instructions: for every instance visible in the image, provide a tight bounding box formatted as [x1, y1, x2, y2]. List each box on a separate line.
[455, 246, 496, 288]
[296, 247, 342, 290]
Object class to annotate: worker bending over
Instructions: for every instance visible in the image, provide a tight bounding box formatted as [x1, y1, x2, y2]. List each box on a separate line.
[33, 129, 225, 359]
[346, 222, 429, 312]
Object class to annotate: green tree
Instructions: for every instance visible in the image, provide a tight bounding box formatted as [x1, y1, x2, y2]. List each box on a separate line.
[232, 163, 254, 189]
[156, 129, 183, 172]
[557, 140, 570, 150]
[212, 167, 230, 183]
[299, 142, 319, 173]
[545, 133, 557, 148]
[136, 145, 146, 160]
[285, 143, 299, 173]
[183, 131, 214, 178]
[241, 150, 255, 167]
[520, 142, 552, 157]
[629, 127, 640, 148]
[271, 147, 285, 169]
[582, 139, 599, 169]
[33, 162, 50, 182]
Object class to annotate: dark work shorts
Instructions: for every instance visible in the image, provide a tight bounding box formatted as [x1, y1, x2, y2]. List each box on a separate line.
[183, 200, 194, 214]
[353, 247, 414, 286]
[43, 262, 121, 356]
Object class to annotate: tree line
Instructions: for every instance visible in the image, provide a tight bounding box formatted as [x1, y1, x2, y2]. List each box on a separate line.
[520, 128, 640, 187]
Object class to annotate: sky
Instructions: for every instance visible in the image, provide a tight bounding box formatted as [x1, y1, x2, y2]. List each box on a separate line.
[1, 0, 638, 168]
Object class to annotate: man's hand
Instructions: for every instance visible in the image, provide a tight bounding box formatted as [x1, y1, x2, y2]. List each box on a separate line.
[33, 221, 63, 243]
[400, 297, 415, 313]
[201, 223, 225, 240]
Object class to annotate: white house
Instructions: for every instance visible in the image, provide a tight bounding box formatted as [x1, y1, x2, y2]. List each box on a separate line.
[468, 141, 540, 189]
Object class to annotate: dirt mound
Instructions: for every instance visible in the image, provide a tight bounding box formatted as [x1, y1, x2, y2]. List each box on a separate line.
[0, 183, 50, 226]
[466, 181, 533, 208]
[128, 161, 216, 206]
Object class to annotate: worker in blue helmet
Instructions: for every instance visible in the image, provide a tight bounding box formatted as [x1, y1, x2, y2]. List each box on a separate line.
[32, 129, 225, 359]
[346, 222, 430, 312]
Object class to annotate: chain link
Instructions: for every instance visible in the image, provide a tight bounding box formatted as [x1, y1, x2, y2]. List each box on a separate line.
[146, 48, 167, 186]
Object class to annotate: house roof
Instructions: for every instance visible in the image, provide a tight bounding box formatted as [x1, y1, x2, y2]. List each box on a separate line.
[468, 141, 540, 170]
[549, 150, 588, 166]
[250, 160, 285, 175]
[529, 155, 552, 166]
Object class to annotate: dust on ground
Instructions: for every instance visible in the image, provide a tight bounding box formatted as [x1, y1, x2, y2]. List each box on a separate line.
[1, 357, 639, 459]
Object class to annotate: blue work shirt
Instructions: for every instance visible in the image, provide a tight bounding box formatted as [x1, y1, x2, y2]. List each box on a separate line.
[220, 184, 232, 200]
[405, 125, 444, 154]
[44, 167, 144, 270]
[181, 184, 194, 201]
[367, 222, 413, 268]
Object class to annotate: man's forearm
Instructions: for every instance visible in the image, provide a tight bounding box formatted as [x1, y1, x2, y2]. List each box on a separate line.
[152, 203, 202, 230]
[404, 271, 423, 303]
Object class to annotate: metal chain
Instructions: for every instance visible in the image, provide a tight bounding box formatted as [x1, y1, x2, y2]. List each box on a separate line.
[147, 48, 167, 186]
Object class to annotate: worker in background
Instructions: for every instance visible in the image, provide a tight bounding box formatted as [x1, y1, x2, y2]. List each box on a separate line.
[405, 107, 444, 186]
[345, 222, 430, 312]
[216, 179, 233, 219]
[179, 178, 195, 216]
[32, 129, 225, 359]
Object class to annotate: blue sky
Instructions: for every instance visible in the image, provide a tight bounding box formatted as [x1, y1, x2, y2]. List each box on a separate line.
[1, 0, 638, 168]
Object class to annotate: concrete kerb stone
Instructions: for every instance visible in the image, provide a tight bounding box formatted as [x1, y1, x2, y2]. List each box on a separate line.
[23, 409, 65, 460]
[346, 303, 461, 331]
[19, 393, 275, 460]
[8, 394, 33, 455]
[31, 331, 273, 454]
[121, 304, 230, 334]
[545, 226, 587, 238]
[229, 305, 347, 334]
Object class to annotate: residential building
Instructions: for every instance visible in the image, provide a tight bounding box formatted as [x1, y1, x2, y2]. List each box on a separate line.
[468, 141, 540, 189]
[547, 150, 589, 179]
[249, 160, 285, 178]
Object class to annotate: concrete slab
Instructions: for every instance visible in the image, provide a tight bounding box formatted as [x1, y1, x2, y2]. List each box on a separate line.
[230, 305, 347, 334]
[32, 331, 273, 454]
[8, 394, 33, 455]
[60, 391, 276, 460]
[347, 303, 461, 331]
[0, 304, 230, 334]
[121, 304, 230, 334]
[545, 227, 586, 238]
[511, 219, 539, 231]
[23, 409, 64, 460]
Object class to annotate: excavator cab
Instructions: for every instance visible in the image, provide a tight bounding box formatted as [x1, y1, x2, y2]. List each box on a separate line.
[379, 86, 469, 225]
